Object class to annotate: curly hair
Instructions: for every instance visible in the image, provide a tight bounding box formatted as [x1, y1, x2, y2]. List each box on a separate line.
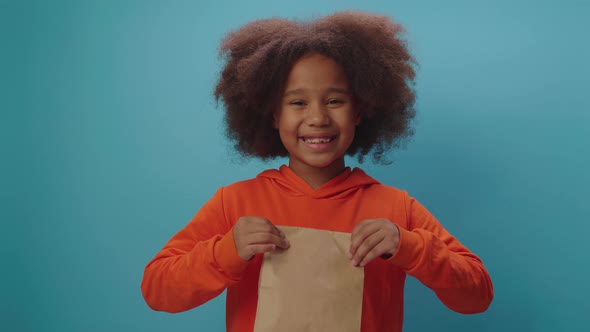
[214, 11, 416, 163]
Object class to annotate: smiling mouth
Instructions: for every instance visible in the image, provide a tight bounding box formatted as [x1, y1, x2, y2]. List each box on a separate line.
[300, 136, 335, 144]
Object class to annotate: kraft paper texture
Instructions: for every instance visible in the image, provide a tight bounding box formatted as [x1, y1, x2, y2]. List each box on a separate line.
[253, 226, 364, 332]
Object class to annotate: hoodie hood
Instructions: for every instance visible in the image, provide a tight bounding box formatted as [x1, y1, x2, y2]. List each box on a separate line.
[257, 165, 380, 199]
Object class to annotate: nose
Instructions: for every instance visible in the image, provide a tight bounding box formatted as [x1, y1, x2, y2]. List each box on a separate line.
[305, 102, 330, 127]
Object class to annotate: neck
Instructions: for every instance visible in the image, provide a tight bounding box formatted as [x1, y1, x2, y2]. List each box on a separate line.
[288, 159, 346, 190]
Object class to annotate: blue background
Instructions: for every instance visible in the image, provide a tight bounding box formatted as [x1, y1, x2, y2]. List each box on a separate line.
[2, 0, 589, 331]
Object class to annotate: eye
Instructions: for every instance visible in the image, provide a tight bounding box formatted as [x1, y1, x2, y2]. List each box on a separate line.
[289, 100, 306, 106]
[327, 99, 344, 105]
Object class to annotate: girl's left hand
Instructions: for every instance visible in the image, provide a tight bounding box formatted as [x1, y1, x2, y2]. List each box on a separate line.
[349, 219, 400, 267]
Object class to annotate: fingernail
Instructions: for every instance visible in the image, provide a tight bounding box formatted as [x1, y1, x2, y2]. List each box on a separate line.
[351, 259, 357, 266]
[284, 239, 290, 247]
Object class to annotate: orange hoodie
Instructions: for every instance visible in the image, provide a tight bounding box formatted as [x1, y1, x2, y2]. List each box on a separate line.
[141, 166, 493, 332]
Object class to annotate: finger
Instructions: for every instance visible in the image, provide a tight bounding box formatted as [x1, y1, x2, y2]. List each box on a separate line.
[257, 218, 285, 238]
[268, 223, 286, 238]
[268, 222, 286, 239]
[352, 232, 385, 266]
[349, 221, 370, 256]
[350, 220, 382, 257]
[275, 226, 286, 239]
[263, 221, 286, 240]
[247, 244, 277, 258]
[358, 241, 392, 267]
[246, 219, 284, 237]
[248, 233, 290, 249]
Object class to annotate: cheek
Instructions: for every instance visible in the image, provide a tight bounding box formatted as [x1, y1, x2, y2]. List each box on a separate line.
[346, 126, 357, 144]
[338, 112, 359, 132]
[341, 115, 358, 144]
[276, 122, 296, 145]
[276, 114, 298, 134]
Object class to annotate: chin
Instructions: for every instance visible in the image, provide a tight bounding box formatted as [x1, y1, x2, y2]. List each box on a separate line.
[303, 158, 341, 169]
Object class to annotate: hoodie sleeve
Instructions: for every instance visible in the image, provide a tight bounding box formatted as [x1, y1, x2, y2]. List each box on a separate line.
[141, 187, 249, 313]
[387, 194, 494, 314]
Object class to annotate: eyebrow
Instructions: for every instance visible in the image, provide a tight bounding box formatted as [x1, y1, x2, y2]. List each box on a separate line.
[283, 87, 351, 97]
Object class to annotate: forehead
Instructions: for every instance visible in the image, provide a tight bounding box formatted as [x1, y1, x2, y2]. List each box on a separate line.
[284, 53, 349, 90]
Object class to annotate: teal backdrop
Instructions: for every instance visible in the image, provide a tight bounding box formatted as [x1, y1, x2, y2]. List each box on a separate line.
[2, 0, 589, 331]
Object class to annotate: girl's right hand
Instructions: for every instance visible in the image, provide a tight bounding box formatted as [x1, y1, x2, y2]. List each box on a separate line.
[233, 216, 290, 261]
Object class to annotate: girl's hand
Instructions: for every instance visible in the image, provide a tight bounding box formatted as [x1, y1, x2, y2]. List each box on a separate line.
[233, 216, 290, 261]
[349, 219, 400, 267]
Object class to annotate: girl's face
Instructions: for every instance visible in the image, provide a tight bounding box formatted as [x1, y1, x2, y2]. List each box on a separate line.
[274, 53, 360, 178]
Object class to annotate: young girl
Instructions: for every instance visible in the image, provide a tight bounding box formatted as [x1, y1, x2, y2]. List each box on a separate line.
[141, 11, 493, 332]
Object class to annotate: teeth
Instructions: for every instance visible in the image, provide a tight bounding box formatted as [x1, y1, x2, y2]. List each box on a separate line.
[303, 137, 332, 144]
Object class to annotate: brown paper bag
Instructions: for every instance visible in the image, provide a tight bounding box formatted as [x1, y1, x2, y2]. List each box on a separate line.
[253, 226, 364, 332]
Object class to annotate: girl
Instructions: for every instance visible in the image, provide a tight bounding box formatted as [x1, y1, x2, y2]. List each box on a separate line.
[141, 11, 493, 332]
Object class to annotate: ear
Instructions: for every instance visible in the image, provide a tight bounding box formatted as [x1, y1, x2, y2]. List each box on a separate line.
[354, 111, 361, 126]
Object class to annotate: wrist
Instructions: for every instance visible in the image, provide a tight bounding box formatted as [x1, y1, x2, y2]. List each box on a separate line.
[214, 229, 250, 278]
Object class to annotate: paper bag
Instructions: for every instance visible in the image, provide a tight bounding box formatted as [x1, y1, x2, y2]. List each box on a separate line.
[253, 226, 364, 332]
